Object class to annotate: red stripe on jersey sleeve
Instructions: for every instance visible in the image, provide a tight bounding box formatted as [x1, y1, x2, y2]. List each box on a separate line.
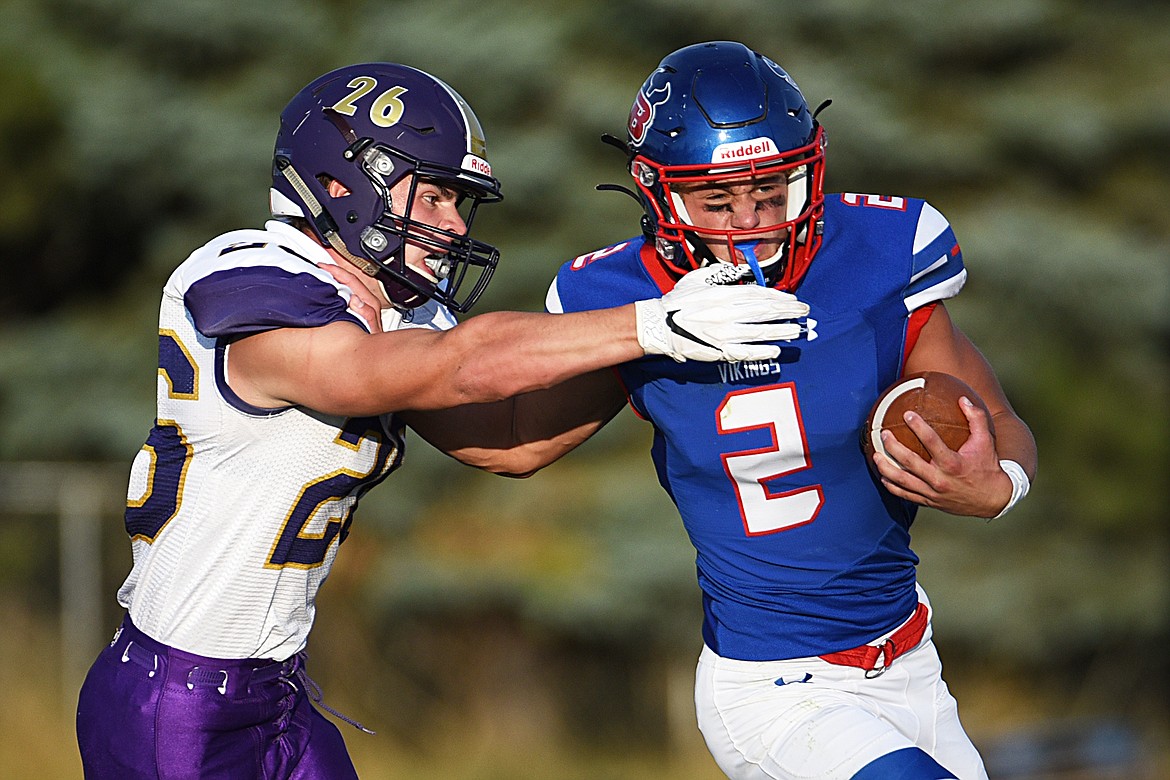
[903, 302, 937, 367]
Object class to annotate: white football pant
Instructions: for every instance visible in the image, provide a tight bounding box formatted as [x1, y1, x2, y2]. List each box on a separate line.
[695, 632, 987, 779]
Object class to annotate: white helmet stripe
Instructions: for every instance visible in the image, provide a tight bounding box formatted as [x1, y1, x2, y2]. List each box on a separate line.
[429, 74, 486, 158]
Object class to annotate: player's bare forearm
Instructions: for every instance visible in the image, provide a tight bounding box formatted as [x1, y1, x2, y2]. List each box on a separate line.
[903, 304, 1035, 466]
[299, 260, 642, 413]
[235, 259, 807, 418]
[988, 410, 1037, 479]
[414, 309, 640, 411]
[229, 306, 640, 417]
[404, 369, 628, 476]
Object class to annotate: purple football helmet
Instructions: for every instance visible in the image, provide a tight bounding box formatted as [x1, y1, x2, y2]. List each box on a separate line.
[271, 63, 503, 312]
[625, 41, 826, 291]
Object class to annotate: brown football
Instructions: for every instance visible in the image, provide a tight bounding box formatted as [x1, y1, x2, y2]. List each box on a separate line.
[862, 371, 991, 464]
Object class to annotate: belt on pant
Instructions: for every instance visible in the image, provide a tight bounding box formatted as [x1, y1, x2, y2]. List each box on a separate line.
[110, 616, 298, 695]
[818, 601, 929, 677]
[111, 615, 375, 734]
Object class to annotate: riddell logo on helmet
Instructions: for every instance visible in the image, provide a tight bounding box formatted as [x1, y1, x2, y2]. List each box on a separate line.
[711, 137, 777, 163]
[462, 154, 492, 177]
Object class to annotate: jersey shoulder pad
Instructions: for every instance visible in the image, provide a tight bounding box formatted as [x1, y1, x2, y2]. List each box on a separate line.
[547, 237, 652, 314]
[168, 226, 364, 339]
[904, 200, 966, 310]
[825, 194, 967, 310]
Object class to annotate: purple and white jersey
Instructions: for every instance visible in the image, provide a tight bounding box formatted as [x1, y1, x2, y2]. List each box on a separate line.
[117, 221, 448, 660]
[548, 195, 966, 661]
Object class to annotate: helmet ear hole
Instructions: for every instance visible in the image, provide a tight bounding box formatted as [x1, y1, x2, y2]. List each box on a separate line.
[325, 178, 351, 198]
[314, 174, 353, 200]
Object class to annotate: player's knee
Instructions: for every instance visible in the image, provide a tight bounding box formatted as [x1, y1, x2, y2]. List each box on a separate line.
[850, 746, 957, 779]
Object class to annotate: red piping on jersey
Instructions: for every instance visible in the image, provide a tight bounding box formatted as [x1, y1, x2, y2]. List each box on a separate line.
[640, 241, 679, 295]
[626, 241, 671, 420]
[818, 601, 930, 676]
[902, 302, 937, 368]
[608, 365, 646, 421]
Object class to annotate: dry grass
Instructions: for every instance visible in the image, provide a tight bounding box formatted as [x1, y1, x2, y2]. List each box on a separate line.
[0, 603, 85, 778]
[3, 596, 1165, 779]
[0, 598, 725, 780]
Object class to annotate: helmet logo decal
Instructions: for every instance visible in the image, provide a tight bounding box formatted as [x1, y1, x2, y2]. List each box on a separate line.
[330, 76, 377, 116]
[761, 57, 805, 101]
[629, 72, 671, 146]
[330, 77, 408, 128]
[711, 136, 778, 164]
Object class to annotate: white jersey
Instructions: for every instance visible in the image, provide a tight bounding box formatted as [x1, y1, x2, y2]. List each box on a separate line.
[117, 220, 454, 660]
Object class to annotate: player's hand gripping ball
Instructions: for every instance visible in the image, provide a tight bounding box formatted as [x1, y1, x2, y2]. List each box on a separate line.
[862, 371, 992, 465]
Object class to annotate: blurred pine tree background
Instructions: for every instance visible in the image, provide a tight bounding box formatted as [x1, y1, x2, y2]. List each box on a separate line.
[1, 0, 1167, 777]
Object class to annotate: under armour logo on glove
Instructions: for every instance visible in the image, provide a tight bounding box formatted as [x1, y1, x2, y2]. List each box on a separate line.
[634, 263, 810, 363]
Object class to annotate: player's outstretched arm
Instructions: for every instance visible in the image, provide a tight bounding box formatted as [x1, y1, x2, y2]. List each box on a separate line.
[873, 303, 1037, 518]
[227, 263, 807, 419]
[403, 263, 811, 476]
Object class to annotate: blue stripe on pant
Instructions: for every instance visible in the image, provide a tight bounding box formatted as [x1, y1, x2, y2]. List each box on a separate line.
[851, 746, 957, 779]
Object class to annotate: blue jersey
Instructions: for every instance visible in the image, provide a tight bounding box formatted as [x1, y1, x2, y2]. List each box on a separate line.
[547, 194, 967, 661]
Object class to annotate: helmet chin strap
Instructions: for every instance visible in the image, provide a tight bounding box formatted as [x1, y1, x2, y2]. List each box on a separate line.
[275, 158, 383, 278]
[683, 236, 771, 288]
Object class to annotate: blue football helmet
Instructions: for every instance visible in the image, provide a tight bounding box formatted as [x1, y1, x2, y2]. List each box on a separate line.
[271, 63, 503, 313]
[626, 41, 826, 291]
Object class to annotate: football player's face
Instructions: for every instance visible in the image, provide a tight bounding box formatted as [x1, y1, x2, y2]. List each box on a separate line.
[676, 174, 788, 262]
[388, 175, 468, 276]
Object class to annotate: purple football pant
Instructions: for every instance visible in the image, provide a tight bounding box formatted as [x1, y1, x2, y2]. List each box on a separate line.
[76, 615, 358, 780]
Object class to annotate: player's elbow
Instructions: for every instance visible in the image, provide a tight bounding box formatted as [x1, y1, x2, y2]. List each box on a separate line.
[443, 446, 548, 478]
[488, 466, 541, 480]
[439, 316, 540, 404]
[447, 370, 531, 409]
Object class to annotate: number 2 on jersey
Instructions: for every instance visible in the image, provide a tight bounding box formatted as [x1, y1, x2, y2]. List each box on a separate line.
[717, 384, 824, 535]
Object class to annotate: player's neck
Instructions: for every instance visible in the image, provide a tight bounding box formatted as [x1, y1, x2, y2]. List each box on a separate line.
[321, 243, 393, 310]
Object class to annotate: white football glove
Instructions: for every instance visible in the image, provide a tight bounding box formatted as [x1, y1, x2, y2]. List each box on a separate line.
[634, 263, 810, 363]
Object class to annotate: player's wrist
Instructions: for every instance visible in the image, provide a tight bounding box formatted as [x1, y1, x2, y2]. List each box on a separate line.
[992, 459, 1030, 519]
[633, 298, 674, 360]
